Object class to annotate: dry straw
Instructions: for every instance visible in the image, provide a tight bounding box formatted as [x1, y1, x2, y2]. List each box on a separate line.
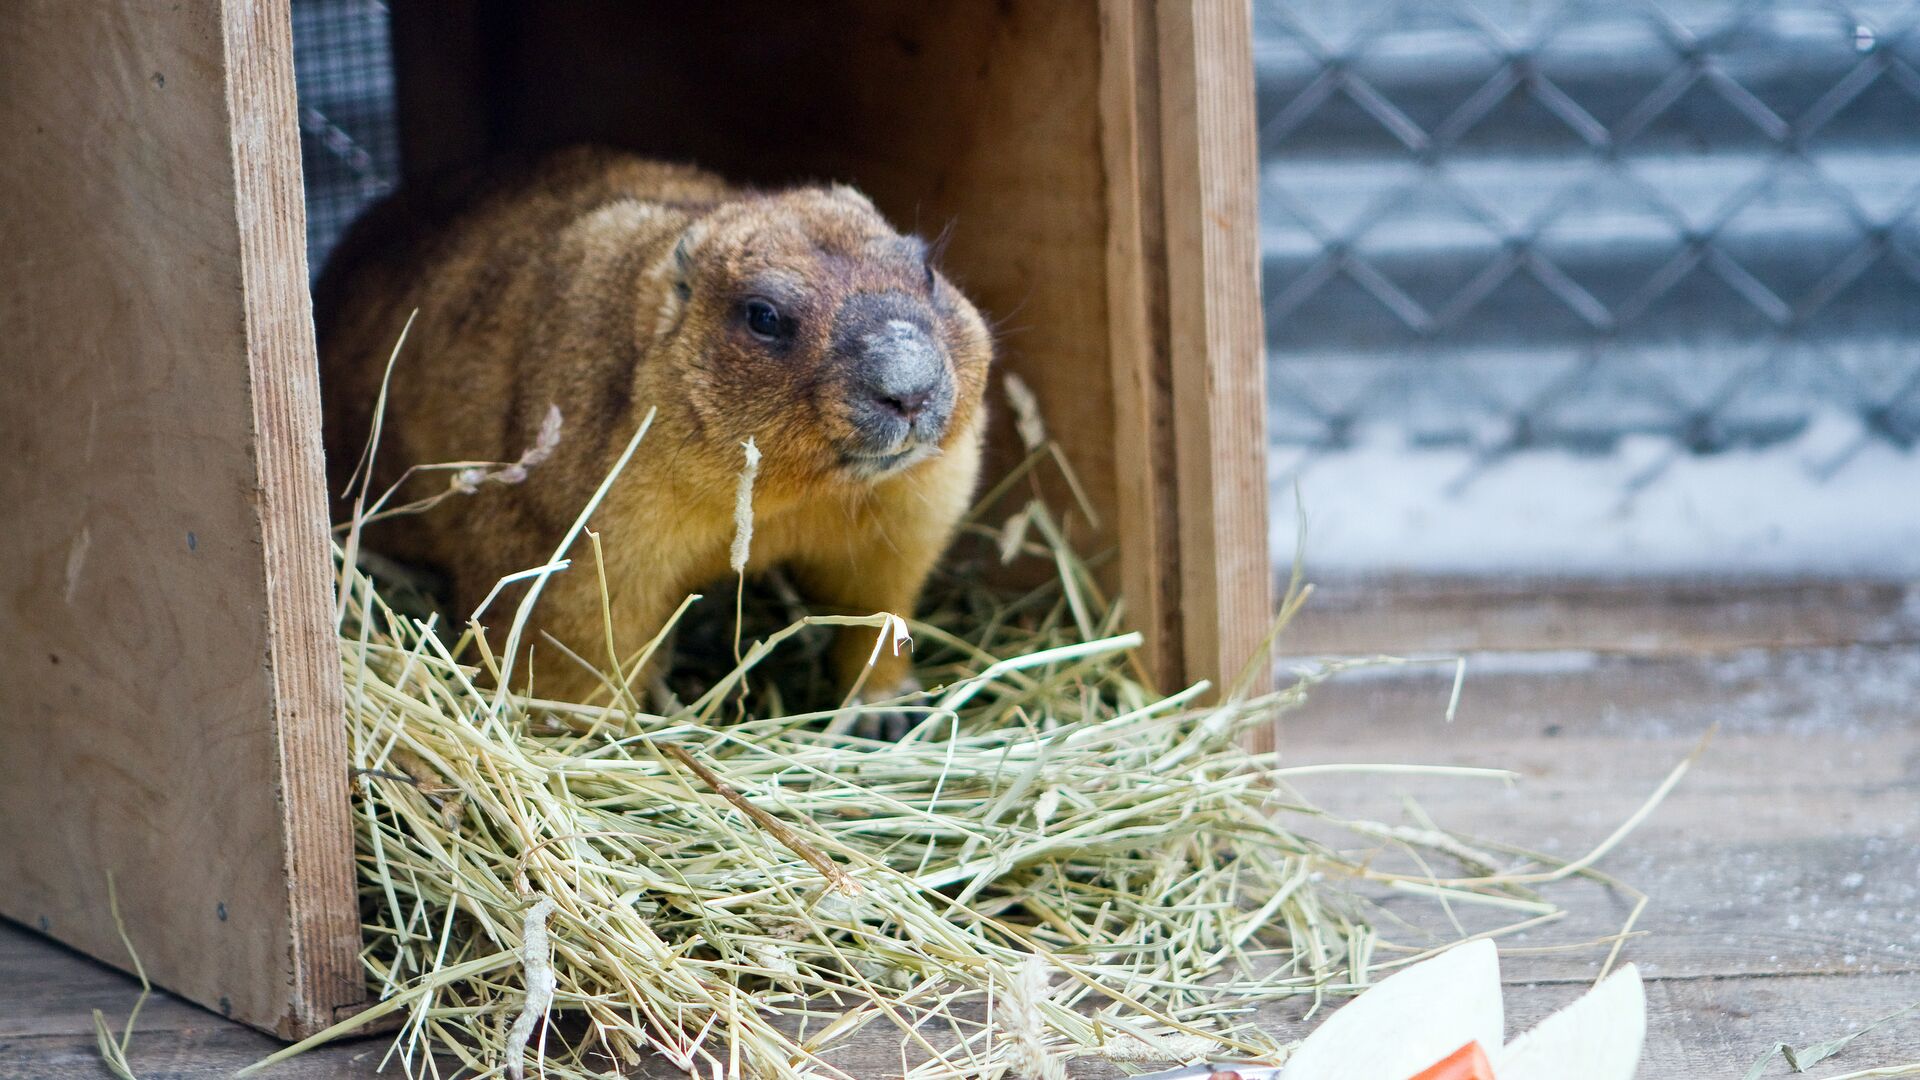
[246, 395, 1681, 1080]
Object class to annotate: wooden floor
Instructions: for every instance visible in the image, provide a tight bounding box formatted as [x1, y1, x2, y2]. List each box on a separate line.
[5, 591, 1918, 1077]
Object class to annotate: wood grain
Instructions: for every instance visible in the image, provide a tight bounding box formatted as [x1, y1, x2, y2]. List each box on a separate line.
[1099, 0, 1186, 688]
[0, 0, 359, 1039]
[12, 908, 1914, 1080]
[1279, 575, 1920, 657]
[1277, 645, 1920, 984]
[1155, 0, 1276, 714]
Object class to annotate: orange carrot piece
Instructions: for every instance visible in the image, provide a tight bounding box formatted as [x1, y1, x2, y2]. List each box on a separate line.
[1408, 1040, 1497, 1080]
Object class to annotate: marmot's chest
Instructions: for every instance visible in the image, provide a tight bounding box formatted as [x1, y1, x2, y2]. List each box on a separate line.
[601, 478, 887, 586]
[741, 489, 883, 571]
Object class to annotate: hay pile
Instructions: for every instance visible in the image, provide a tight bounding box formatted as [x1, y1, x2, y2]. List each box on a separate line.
[253, 431, 1651, 1080]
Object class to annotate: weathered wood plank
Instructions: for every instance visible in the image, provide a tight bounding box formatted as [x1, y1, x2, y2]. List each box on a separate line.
[0, 921, 225, 1039]
[0, 0, 359, 1039]
[1278, 577, 1920, 657]
[9, 914, 1912, 1079]
[1099, 0, 1185, 687]
[0, 1027, 381, 1080]
[1156, 0, 1276, 713]
[1273, 647, 1920, 983]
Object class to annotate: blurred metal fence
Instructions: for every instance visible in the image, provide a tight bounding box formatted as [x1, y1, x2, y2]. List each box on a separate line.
[291, 0, 399, 276]
[290, 1, 1920, 483]
[1258, 0, 1920, 477]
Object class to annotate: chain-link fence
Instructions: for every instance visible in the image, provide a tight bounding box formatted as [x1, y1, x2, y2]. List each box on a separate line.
[288, 1, 1920, 575]
[1259, 0, 1920, 575]
[291, 0, 398, 275]
[1259, 0, 1920, 465]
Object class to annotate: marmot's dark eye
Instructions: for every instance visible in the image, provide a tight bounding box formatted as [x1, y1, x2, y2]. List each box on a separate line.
[744, 298, 783, 341]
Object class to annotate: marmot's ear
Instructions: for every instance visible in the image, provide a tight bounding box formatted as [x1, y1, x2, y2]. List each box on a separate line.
[649, 221, 705, 339]
[670, 230, 696, 301]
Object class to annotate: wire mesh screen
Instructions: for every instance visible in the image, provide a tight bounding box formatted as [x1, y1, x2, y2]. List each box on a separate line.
[1259, 0, 1920, 576]
[291, 0, 399, 276]
[283, 2, 1920, 577]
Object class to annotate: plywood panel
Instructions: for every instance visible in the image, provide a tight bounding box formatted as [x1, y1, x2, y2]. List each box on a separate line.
[0, 0, 360, 1039]
[1099, 0, 1187, 686]
[1155, 0, 1275, 709]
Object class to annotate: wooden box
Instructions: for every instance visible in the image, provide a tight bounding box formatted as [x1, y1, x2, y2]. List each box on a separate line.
[0, 0, 1268, 1039]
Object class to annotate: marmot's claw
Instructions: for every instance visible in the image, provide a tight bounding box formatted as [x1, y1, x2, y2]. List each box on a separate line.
[851, 709, 915, 742]
[841, 676, 923, 742]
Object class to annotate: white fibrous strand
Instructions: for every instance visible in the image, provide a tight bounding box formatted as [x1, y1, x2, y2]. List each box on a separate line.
[456, 404, 564, 493]
[505, 896, 558, 1080]
[1004, 372, 1047, 452]
[730, 437, 762, 574]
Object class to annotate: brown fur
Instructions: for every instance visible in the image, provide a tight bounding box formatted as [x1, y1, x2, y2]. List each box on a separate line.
[316, 146, 992, 703]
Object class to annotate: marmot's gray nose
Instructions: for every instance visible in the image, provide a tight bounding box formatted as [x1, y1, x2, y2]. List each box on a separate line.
[836, 291, 953, 442]
[875, 385, 935, 422]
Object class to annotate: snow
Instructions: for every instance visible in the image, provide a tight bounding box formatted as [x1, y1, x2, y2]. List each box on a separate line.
[1271, 410, 1920, 577]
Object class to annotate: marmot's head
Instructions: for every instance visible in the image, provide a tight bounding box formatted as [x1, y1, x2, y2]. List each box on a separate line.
[656, 186, 992, 482]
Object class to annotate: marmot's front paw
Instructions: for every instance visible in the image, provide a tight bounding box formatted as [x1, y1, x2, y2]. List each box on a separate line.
[837, 676, 926, 742]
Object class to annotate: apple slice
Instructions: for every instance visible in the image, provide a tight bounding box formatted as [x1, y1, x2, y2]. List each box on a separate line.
[1494, 964, 1645, 1080]
[1277, 939, 1504, 1080]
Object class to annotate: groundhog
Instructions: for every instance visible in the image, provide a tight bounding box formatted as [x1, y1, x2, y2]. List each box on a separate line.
[315, 146, 993, 709]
